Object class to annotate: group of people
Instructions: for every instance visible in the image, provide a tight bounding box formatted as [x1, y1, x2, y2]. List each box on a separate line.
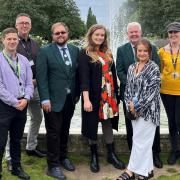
[0, 12, 179, 180]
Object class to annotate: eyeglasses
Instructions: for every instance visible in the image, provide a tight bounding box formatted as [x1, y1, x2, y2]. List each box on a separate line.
[18, 22, 31, 26]
[168, 31, 178, 34]
[53, 31, 67, 36]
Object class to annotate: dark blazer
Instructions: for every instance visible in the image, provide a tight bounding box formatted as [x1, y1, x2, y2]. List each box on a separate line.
[116, 42, 160, 100]
[78, 49, 120, 140]
[36, 42, 79, 112]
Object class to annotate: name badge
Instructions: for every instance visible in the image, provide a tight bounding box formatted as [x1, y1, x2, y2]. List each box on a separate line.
[29, 59, 34, 66]
[18, 84, 25, 98]
[171, 72, 180, 79]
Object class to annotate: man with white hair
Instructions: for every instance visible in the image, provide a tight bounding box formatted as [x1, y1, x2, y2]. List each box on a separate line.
[116, 22, 163, 169]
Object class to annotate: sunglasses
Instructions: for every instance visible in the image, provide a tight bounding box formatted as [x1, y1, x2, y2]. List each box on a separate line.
[53, 31, 67, 36]
[168, 31, 179, 34]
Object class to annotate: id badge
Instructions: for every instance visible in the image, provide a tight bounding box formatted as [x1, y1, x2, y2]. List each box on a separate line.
[171, 72, 180, 79]
[18, 85, 25, 98]
[29, 59, 34, 66]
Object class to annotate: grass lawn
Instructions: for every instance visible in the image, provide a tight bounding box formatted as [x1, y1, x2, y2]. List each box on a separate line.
[1, 153, 180, 180]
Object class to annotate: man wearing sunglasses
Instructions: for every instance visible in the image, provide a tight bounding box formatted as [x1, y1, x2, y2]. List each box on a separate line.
[36, 22, 79, 180]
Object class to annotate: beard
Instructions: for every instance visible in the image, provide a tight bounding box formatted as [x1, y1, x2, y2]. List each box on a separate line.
[56, 39, 68, 46]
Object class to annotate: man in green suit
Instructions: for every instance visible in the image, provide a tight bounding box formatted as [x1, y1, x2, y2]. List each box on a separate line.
[36, 22, 79, 180]
[116, 22, 163, 169]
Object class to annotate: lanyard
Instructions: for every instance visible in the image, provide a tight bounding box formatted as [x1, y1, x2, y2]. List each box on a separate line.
[170, 44, 180, 70]
[20, 39, 32, 59]
[3, 50, 21, 83]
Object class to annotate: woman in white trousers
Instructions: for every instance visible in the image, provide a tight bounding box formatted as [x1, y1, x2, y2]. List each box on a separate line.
[117, 38, 161, 180]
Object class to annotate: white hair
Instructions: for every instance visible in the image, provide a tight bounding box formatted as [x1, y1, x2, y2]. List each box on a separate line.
[127, 22, 142, 32]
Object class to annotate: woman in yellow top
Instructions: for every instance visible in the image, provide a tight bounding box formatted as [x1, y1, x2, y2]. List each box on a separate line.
[159, 22, 180, 165]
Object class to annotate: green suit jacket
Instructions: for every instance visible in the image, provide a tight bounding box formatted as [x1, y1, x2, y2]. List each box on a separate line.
[116, 42, 160, 100]
[36, 42, 79, 112]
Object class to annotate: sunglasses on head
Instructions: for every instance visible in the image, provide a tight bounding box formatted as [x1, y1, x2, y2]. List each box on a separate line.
[53, 31, 67, 36]
[168, 31, 178, 34]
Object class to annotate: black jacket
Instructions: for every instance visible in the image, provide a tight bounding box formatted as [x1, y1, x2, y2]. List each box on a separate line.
[78, 49, 120, 140]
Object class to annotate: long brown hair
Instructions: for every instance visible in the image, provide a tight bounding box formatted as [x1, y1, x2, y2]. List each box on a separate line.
[84, 24, 112, 62]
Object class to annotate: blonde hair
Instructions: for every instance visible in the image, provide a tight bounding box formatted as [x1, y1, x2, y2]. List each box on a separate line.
[84, 24, 112, 62]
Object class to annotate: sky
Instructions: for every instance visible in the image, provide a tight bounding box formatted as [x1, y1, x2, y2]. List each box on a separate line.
[74, 0, 125, 28]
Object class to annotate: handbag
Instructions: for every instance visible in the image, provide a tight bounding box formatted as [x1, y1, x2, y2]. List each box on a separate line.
[126, 110, 136, 120]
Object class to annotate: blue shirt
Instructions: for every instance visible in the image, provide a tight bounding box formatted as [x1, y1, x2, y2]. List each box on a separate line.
[57, 44, 72, 66]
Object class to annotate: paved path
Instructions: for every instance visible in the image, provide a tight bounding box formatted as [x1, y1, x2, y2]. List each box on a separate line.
[62, 164, 180, 180]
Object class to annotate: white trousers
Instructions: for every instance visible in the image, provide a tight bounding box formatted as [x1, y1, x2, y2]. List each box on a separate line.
[127, 117, 156, 177]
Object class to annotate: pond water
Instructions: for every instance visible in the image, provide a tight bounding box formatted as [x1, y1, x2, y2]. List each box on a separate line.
[25, 100, 168, 134]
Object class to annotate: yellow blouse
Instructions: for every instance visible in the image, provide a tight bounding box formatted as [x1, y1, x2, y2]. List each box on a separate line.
[159, 47, 180, 95]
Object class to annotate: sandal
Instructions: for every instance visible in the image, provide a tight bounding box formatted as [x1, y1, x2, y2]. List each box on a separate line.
[138, 175, 149, 180]
[148, 170, 154, 179]
[116, 171, 135, 180]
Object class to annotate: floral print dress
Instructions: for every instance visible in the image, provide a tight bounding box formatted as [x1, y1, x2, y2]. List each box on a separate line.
[98, 51, 119, 120]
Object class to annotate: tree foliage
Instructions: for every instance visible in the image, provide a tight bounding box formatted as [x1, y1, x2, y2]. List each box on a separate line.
[124, 0, 180, 37]
[0, 0, 86, 41]
[86, 7, 97, 31]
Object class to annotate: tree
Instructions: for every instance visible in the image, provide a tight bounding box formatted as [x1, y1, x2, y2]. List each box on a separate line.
[0, 0, 86, 41]
[86, 7, 97, 30]
[121, 0, 180, 37]
[138, 0, 180, 37]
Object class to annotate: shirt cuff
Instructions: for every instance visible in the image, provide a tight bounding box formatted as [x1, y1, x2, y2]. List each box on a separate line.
[41, 100, 50, 105]
[11, 99, 19, 108]
[24, 95, 30, 100]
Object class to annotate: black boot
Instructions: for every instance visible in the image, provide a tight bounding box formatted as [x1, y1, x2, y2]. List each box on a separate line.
[106, 143, 125, 169]
[90, 144, 100, 173]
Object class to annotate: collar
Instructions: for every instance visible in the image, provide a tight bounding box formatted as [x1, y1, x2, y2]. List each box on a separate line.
[57, 43, 68, 50]
[130, 43, 135, 49]
[3, 50, 17, 61]
[19, 35, 31, 42]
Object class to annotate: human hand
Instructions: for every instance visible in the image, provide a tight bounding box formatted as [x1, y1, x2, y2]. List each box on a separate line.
[16, 99, 28, 111]
[129, 101, 135, 114]
[42, 102, 51, 113]
[84, 100, 93, 112]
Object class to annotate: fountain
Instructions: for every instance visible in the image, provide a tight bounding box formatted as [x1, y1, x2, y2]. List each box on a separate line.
[25, 0, 168, 135]
[108, 0, 168, 132]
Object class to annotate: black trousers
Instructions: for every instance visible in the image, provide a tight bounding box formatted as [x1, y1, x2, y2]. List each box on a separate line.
[123, 101, 161, 154]
[44, 94, 75, 168]
[0, 100, 27, 167]
[161, 94, 180, 153]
